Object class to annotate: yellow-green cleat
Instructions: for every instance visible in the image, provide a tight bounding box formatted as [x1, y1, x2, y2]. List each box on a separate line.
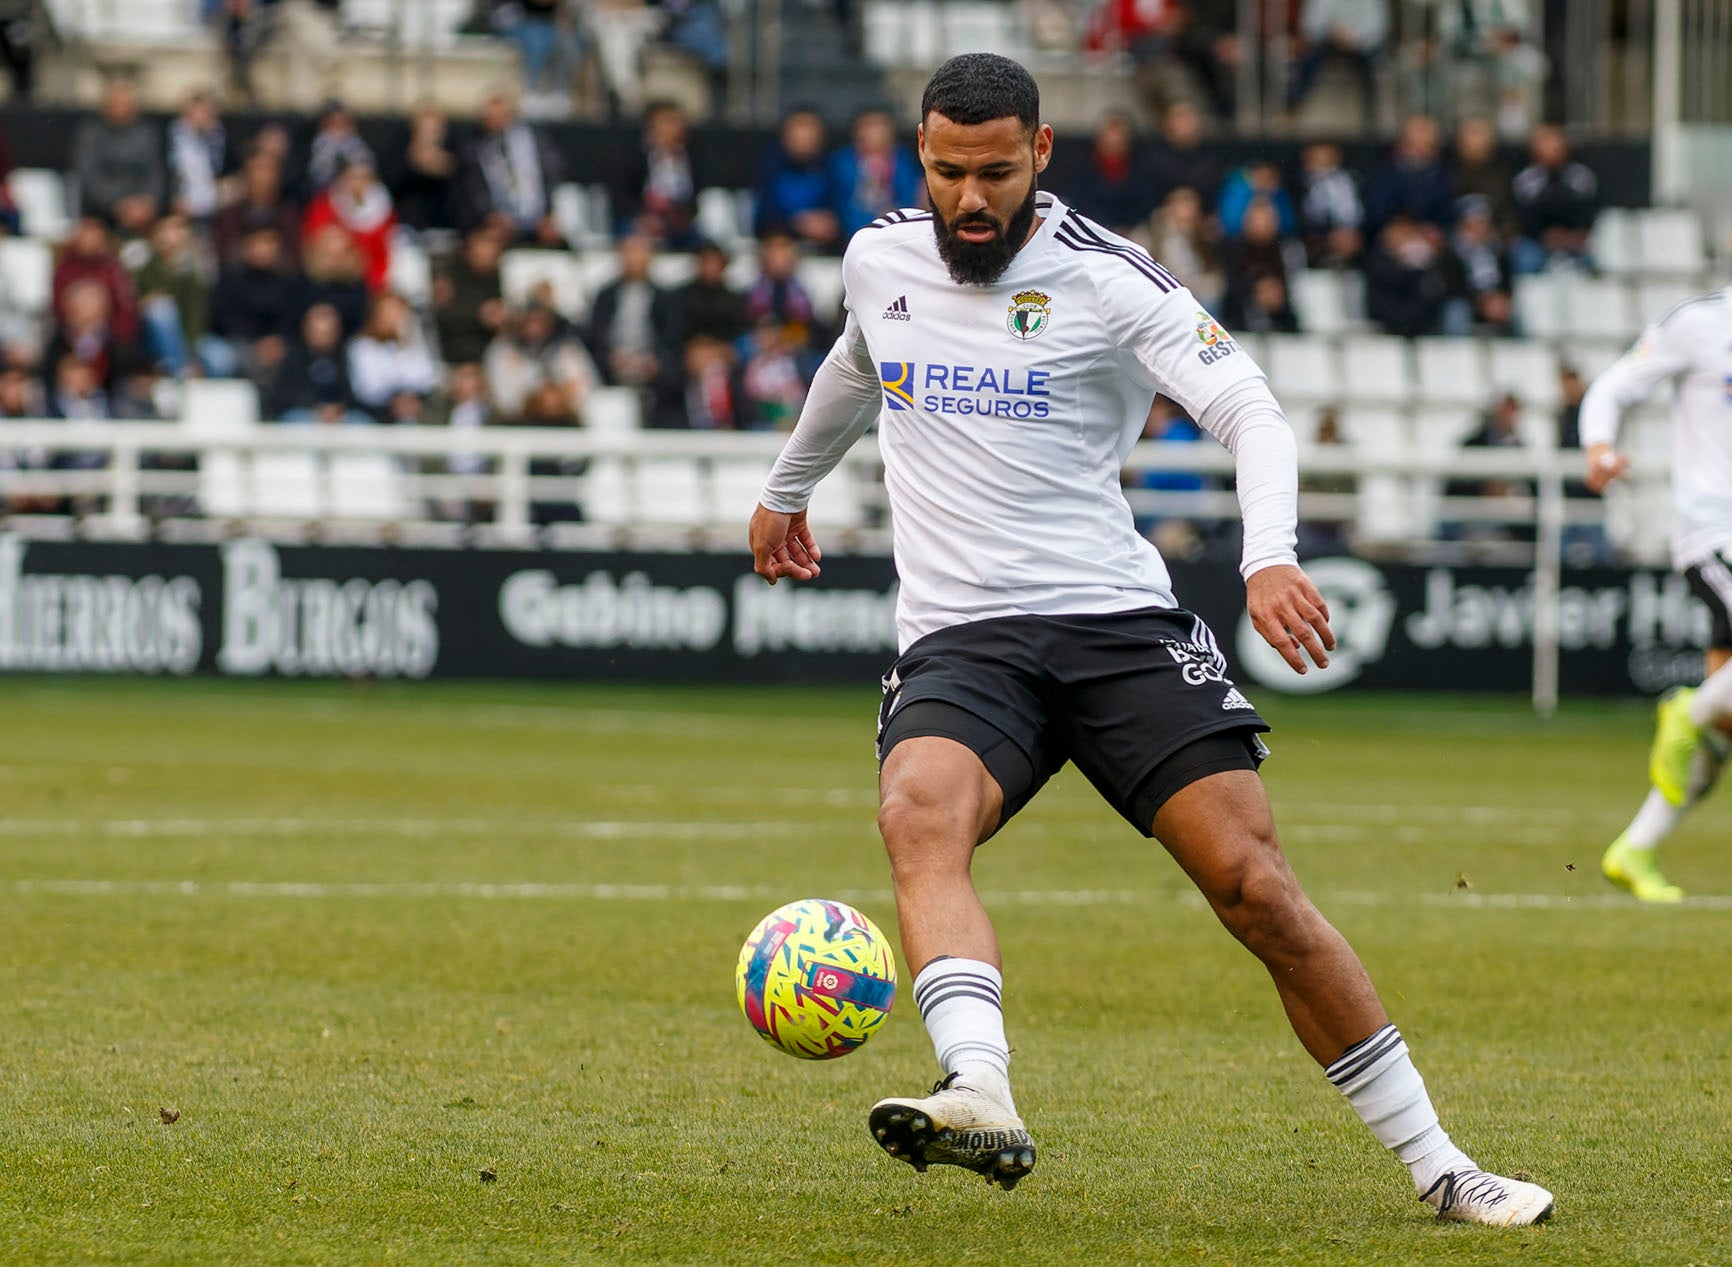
[1649, 688, 1704, 807]
[1602, 834, 1684, 903]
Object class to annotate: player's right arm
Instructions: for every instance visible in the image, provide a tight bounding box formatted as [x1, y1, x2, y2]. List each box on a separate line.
[1579, 307, 1704, 493]
[750, 300, 882, 585]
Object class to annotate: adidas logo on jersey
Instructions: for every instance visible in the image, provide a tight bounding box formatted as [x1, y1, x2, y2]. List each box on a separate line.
[882, 296, 912, 321]
[1221, 687, 1255, 711]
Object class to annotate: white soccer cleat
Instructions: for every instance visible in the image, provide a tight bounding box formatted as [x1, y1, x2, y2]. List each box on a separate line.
[868, 1072, 1036, 1190]
[1421, 1169, 1555, 1226]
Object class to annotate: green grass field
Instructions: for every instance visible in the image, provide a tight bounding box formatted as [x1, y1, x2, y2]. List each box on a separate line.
[3, 679, 1729, 1266]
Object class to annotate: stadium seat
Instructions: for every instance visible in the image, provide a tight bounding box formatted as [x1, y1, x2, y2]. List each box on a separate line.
[696, 187, 749, 248]
[1338, 335, 1411, 404]
[1290, 270, 1351, 335]
[712, 457, 774, 523]
[1487, 340, 1562, 408]
[8, 168, 70, 241]
[1413, 338, 1489, 407]
[581, 455, 634, 524]
[637, 458, 709, 527]
[1336, 404, 1407, 454]
[797, 257, 847, 323]
[807, 462, 869, 529]
[329, 453, 412, 520]
[1634, 278, 1698, 327]
[0, 237, 52, 316]
[1512, 272, 1567, 339]
[501, 250, 588, 322]
[1635, 208, 1707, 277]
[1264, 334, 1340, 403]
[583, 386, 643, 433]
[1560, 274, 1637, 340]
[944, 3, 1021, 59]
[1559, 338, 1629, 380]
[1411, 403, 1487, 453]
[1590, 207, 1638, 276]
[388, 238, 433, 307]
[649, 254, 699, 288]
[183, 378, 262, 433]
[249, 451, 323, 518]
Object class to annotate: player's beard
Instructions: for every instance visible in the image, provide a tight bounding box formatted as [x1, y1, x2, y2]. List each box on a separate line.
[932, 180, 1039, 286]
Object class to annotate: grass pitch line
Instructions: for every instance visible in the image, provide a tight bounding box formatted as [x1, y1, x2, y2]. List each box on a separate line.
[0, 817, 831, 840]
[13, 876, 1731, 911]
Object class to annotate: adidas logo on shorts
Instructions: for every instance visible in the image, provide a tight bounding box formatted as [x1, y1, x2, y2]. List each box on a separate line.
[1221, 687, 1255, 711]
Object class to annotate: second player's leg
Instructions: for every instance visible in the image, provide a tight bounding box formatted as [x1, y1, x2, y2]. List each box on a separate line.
[1150, 769, 1388, 1066]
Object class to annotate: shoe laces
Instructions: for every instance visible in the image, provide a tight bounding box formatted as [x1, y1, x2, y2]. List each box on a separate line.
[1425, 1169, 1511, 1212]
[930, 1071, 962, 1095]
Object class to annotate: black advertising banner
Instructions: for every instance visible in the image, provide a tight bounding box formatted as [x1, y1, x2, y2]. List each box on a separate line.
[0, 535, 1716, 695]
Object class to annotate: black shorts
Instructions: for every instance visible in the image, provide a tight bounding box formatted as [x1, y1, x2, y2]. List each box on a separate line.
[1684, 550, 1732, 650]
[876, 606, 1270, 837]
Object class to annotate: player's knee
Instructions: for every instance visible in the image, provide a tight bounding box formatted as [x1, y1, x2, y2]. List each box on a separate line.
[1213, 850, 1313, 960]
[877, 783, 981, 872]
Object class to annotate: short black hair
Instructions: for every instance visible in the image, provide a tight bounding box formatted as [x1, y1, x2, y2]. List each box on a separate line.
[920, 54, 1039, 132]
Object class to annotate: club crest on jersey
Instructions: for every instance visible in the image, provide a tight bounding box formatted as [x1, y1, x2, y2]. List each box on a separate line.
[1006, 290, 1052, 341]
[1195, 312, 1238, 365]
[879, 361, 915, 411]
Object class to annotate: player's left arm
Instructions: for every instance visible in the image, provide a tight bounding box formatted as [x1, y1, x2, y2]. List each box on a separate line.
[1111, 279, 1333, 674]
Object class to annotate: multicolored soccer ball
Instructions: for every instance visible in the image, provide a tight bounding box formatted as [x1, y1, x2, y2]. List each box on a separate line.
[735, 899, 897, 1059]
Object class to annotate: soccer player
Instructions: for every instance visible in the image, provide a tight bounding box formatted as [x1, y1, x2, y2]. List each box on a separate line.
[748, 54, 1553, 1226]
[1582, 285, 1732, 902]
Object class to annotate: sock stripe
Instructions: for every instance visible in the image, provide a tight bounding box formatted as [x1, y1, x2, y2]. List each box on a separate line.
[914, 983, 997, 1010]
[916, 985, 1003, 1016]
[1326, 1025, 1403, 1087]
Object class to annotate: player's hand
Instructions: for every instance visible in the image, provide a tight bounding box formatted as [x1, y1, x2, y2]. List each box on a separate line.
[749, 504, 823, 585]
[1585, 442, 1629, 494]
[1247, 564, 1335, 675]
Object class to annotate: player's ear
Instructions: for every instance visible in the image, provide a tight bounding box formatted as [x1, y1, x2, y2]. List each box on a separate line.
[1031, 124, 1053, 174]
[916, 122, 926, 164]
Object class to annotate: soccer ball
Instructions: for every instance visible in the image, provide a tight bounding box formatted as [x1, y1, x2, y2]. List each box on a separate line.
[735, 899, 897, 1059]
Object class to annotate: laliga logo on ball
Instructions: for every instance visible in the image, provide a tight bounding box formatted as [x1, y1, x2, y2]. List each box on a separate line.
[1236, 557, 1396, 694]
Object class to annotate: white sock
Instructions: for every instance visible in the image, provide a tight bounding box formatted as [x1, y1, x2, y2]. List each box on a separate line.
[1622, 787, 1683, 850]
[912, 957, 1016, 1114]
[1688, 660, 1732, 730]
[1326, 1024, 1476, 1196]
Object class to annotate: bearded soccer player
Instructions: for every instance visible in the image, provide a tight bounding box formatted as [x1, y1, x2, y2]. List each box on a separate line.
[1583, 286, 1732, 902]
[747, 54, 1553, 1225]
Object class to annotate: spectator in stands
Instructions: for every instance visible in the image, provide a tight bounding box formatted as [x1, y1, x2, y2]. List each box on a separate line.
[349, 292, 438, 424]
[1364, 213, 1449, 337]
[208, 222, 301, 381]
[1082, 0, 1186, 117]
[268, 302, 367, 424]
[1220, 199, 1297, 333]
[1511, 124, 1597, 274]
[587, 233, 677, 389]
[1451, 116, 1517, 238]
[1172, 0, 1242, 122]
[1366, 114, 1454, 237]
[0, 122, 20, 235]
[485, 299, 598, 426]
[665, 333, 739, 429]
[1447, 391, 1532, 545]
[0, 366, 53, 513]
[1129, 395, 1209, 560]
[1439, 0, 1547, 137]
[132, 213, 211, 379]
[1297, 142, 1364, 267]
[739, 317, 808, 430]
[167, 91, 227, 226]
[1298, 407, 1355, 558]
[1144, 187, 1222, 308]
[305, 100, 373, 197]
[389, 105, 459, 238]
[433, 361, 494, 500]
[303, 155, 397, 294]
[672, 240, 747, 346]
[831, 108, 925, 240]
[298, 225, 371, 339]
[1286, 0, 1388, 126]
[616, 101, 698, 247]
[0, 0, 36, 101]
[214, 151, 302, 266]
[744, 230, 821, 339]
[501, 0, 581, 112]
[1218, 161, 1296, 241]
[1552, 362, 1612, 563]
[49, 354, 110, 423]
[211, 0, 271, 103]
[433, 227, 508, 371]
[660, 0, 731, 116]
[1069, 112, 1156, 236]
[71, 78, 164, 236]
[1441, 195, 1514, 336]
[754, 108, 840, 250]
[1145, 101, 1223, 210]
[456, 92, 564, 247]
[52, 216, 141, 351]
[45, 279, 146, 396]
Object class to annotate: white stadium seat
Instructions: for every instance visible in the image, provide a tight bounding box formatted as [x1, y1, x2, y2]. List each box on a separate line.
[8, 169, 70, 240]
[1559, 338, 1629, 381]
[0, 237, 52, 316]
[1487, 340, 1561, 408]
[1560, 274, 1637, 340]
[581, 456, 634, 524]
[183, 379, 262, 433]
[712, 457, 775, 523]
[582, 386, 643, 433]
[501, 250, 588, 322]
[1410, 404, 1484, 454]
[1635, 208, 1707, 277]
[1590, 207, 1638, 276]
[329, 453, 412, 520]
[1413, 338, 1488, 407]
[1633, 279, 1698, 328]
[249, 452, 323, 518]
[796, 257, 847, 323]
[1291, 270, 1351, 335]
[1513, 272, 1567, 340]
[637, 458, 709, 527]
[696, 187, 749, 248]
[1336, 405, 1408, 455]
[1264, 335, 1340, 403]
[388, 238, 433, 307]
[1338, 335, 1411, 404]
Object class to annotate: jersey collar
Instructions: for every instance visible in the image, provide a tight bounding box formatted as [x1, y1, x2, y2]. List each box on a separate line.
[1000, 190, 1066, 281]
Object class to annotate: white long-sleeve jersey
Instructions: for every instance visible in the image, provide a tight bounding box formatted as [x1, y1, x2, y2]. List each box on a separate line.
[1579, 286, 1732, 568]
[761, 192, 1299, 651]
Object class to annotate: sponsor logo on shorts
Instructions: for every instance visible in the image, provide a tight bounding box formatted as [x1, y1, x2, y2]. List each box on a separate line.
[1165, 639, 1229, 686]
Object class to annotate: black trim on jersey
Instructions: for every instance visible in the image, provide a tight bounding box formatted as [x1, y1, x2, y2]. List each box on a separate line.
[1054, 215, 1180, 293]
[865, 210, 935, 230]
[1065, 213, 1183, 290]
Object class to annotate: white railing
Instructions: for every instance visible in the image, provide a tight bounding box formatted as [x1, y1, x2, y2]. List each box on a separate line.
[0, 418, 1672, 713]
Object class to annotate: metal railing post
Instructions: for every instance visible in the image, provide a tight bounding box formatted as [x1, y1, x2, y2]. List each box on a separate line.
[107, 440, 144, 536]
[497, 447, 532, 540]
[1531, 455, 1566, 719]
